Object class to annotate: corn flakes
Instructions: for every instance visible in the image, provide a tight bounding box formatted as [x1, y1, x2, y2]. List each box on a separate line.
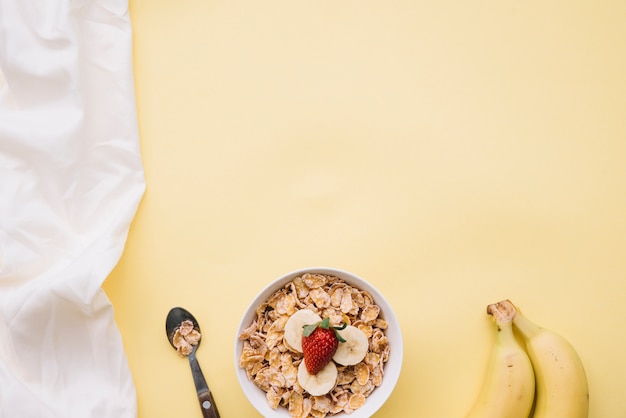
[238, 274, 390, 417]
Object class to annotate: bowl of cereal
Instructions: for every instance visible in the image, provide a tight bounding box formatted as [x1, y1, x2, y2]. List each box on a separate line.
[235, 267, 403, 417]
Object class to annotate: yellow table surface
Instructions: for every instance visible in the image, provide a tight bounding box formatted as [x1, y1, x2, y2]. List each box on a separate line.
[103, 1, 626, 416]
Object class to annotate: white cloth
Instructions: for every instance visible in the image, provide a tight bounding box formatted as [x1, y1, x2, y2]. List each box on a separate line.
[0, 0, 144, 416]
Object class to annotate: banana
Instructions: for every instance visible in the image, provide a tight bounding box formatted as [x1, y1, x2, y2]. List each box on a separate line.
[332, 325, 369, 366]
[510, 301, 589, 418]
[465, 300, 535, 418]
[284, 309, 322, 352]
[297, 360, 338, 396]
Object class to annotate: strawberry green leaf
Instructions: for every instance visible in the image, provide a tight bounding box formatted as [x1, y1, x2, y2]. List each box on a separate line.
[319, 318, 331, 329]
[302, 322, 320, 337]
[333, 322, 347, 331]
[334, 331, 347, 343]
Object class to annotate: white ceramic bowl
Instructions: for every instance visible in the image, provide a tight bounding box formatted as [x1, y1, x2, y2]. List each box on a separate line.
[234, 267, 403, 417]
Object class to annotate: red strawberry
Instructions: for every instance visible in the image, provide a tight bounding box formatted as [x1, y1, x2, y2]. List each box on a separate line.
[302, 318, 346, 375]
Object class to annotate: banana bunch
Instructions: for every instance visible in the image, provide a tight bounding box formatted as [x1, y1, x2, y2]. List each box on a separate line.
[465, 299, 589, 418]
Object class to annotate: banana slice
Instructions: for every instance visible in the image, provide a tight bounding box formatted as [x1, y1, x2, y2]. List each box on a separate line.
[332, 325, 369, 366]
[284, 309, 322, 353]
[297, 360, 338, 396]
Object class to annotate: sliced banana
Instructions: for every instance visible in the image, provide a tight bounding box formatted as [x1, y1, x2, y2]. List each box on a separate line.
[284, 309, 322, 353]
[297, 360, 338, 396]
[332, 325, 369, 366]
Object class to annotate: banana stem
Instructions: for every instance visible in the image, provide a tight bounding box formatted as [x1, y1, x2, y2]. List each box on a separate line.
[486, 300, 520, 347]
[488, 299, 543, 339]
[486, 299, 516, 326]
[493, 320, 518, 349]
[511, 309, 543, 339]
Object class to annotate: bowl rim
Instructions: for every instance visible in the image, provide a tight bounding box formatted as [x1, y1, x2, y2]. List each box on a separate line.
[234, 266, 403, 417]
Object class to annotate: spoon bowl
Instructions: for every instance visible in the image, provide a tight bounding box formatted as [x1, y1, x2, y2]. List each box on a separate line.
[165, 307, 202, 350]
[165, 307, 220, 418]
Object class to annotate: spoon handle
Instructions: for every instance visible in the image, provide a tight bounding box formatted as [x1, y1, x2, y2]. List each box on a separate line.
[197, 390, 220, 418]
[189, 353, 220, 418]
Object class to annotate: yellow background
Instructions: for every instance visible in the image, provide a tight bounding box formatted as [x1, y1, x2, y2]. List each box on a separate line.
[104, 1, 626, 417]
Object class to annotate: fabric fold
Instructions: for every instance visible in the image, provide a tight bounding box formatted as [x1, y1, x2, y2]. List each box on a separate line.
[0, 0, 144, 416]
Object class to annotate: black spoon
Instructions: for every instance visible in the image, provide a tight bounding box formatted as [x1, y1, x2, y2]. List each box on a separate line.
[165, 307, 220, 418]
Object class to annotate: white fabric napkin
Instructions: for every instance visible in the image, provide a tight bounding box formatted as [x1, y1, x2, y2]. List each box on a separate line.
[0, 0, 144, 416]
